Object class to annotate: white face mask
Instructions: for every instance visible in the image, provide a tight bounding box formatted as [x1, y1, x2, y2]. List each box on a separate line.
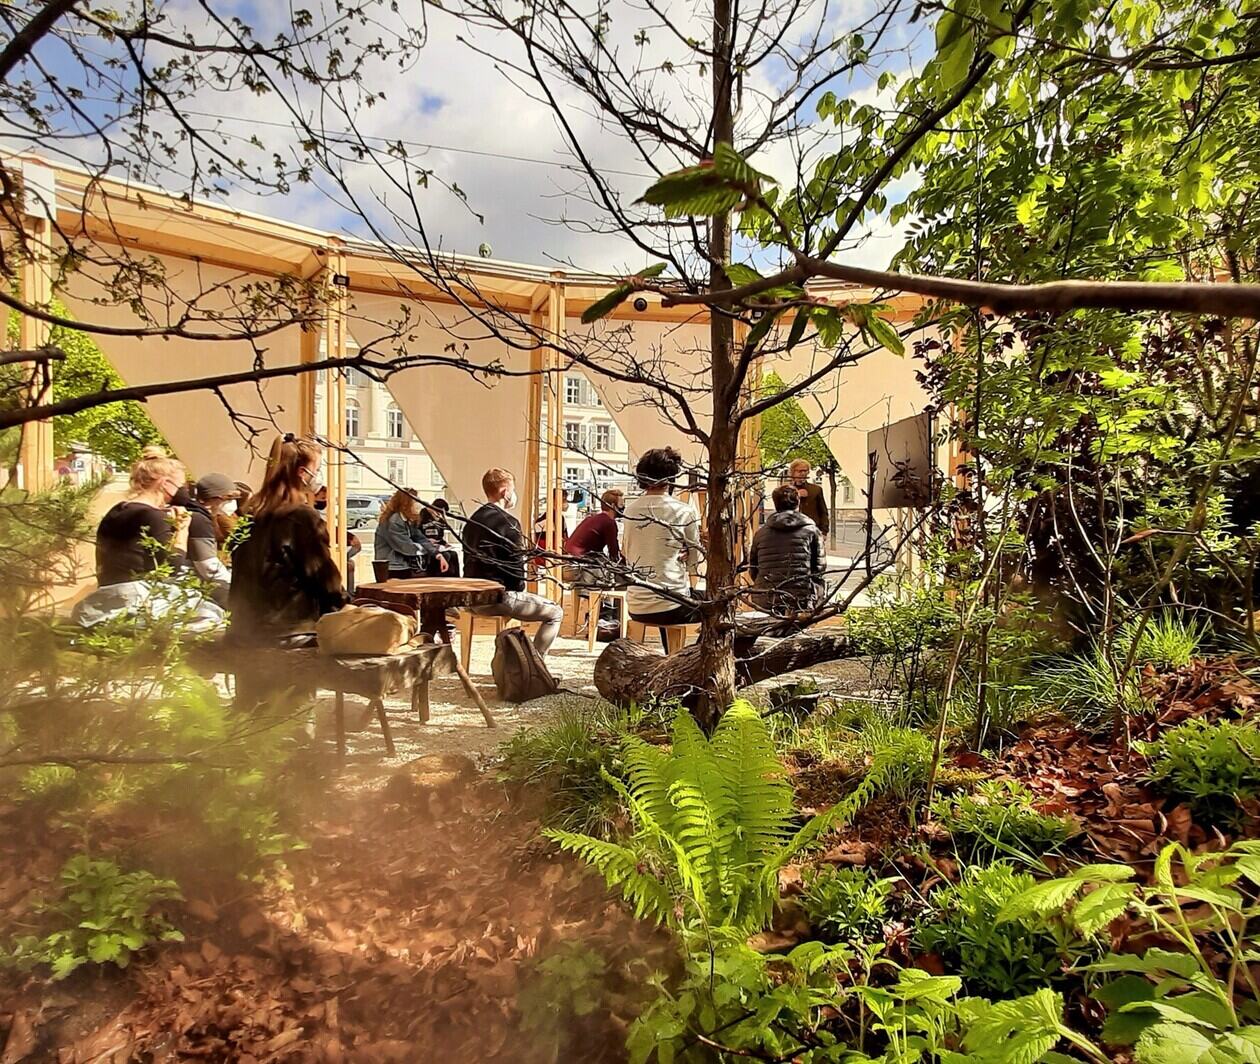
[503, 489, 518, 510]
[221, 499, 238, 516]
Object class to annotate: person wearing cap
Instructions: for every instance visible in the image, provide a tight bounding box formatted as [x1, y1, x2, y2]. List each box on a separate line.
[168, 472, 233, 605]
[196, 472, 243, 550]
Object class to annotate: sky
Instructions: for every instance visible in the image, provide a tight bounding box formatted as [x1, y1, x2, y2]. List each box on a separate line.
[14, 0, 928, 276]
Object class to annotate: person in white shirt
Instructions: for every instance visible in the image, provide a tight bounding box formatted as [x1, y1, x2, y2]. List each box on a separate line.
[621, 447, 703, 650]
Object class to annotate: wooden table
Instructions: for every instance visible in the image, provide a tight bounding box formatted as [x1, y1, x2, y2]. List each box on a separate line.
[357, 578, 505, 725]
[358, 577, 504, 639]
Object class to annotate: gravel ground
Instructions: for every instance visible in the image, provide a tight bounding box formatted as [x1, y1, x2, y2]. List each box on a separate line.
[316, 627, 895, 788]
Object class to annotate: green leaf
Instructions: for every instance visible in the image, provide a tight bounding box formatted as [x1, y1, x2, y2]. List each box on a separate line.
[785, 309, 808, 351]
[725, 263, 763, 287]
[866, 313, 905, 357]
[713, 142, 774, 188]
[1136, 1023, 1260, 1064]
[580, 284, 633, 324]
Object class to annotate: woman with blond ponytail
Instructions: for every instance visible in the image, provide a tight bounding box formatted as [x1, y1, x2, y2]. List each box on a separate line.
[72, 447, 226, 629]
[228, 434, 349, 644]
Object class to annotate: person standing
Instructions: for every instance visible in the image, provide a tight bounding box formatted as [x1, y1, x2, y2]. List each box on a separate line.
[787, 459, 830, 539]
[749, 484, 826, 616]
[463, 468, 563, 657]
[621, 448, 703, 649]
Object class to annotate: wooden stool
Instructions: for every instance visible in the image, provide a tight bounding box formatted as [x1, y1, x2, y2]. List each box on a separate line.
[626, 619, 701, 654]
[572, 587, 630, 652]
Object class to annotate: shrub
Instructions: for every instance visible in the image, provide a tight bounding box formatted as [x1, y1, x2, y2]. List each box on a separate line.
[547, 701, 908, 935]
[916, 862, 1062, 998]
[799, 866, 896, 945]
[497, 698, 631, 836]
[931, 779, 1077, 863]
[1127, 611, 1208, 669]
[3, 856, 183, 979]
[854, 719, 934, 803]
[1137, 718, 1260, 826]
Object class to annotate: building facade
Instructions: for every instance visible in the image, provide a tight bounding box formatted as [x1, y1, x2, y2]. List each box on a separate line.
[559, 372, 634, 507]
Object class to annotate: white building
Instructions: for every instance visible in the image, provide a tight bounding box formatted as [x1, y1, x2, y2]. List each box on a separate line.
[559, 372, 633, 508]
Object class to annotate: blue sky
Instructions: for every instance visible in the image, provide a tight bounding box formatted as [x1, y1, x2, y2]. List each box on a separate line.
[19, 0, 928, 274]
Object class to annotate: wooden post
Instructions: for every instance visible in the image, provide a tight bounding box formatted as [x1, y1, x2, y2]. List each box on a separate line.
[324, 243, 349, 577]
[523, 287, 548, 592]
[15, 163, 55, 493]
[543, 274, 566, 603]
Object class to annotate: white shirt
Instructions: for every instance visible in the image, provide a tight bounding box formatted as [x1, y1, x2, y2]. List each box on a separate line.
[621, 492, 702, 614]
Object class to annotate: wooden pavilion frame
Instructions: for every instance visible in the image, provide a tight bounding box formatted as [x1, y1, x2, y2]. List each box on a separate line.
[4, 153, 928, 596]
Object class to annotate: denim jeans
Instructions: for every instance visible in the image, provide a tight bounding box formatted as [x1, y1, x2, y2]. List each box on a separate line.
[470, 590, 564, 656]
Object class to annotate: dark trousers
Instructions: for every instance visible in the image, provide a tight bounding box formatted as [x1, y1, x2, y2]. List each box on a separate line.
[426, 549, 460, 578]
[630, 596, 703, 651]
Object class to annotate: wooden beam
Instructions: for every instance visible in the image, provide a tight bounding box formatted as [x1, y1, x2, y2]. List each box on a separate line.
[323, 243, 349, 579]
[17, 205, 54, 492]
[522, 306, 545, 592]
[545, 275, 566, 604]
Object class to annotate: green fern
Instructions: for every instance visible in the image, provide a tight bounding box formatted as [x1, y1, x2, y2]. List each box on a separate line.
[546, 700, 903, 935]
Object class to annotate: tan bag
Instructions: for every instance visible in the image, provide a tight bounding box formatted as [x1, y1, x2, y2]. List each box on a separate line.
[316, 605, 418, 656]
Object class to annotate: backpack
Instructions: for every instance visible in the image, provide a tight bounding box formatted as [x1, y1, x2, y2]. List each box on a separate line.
[491, 628, 560, 703]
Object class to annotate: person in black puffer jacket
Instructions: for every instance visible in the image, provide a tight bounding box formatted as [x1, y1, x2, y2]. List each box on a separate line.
[749, 483, 826, 616]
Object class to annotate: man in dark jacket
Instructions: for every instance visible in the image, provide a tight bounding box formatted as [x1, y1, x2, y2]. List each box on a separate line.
[787, 459, 830, 538]
[462, 467, 564, 657]
[749, 484, 826, 616]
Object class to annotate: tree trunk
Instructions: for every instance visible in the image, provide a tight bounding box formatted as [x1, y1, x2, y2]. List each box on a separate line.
[594, 630, 858, 707]
[693, 0, 738, 730]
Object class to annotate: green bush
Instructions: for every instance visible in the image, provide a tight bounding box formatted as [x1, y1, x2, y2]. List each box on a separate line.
[916, 862, 1062, 999]
[497, 698, 632, 836]
[799, 866, 896, 945]
[3, 856, 183, 979]
[931, 779, 1077, 862]
[1138, 718, 1260, 826]
[547, 701, 907, 935]
[1129, 611, 1208, 669]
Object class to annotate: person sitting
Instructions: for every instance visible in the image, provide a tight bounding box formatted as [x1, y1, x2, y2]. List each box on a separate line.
[564, 488, 623, 587]
[170, 474, 231, 606]
[419, 500, 460, 577]
[621, 447, 703, 649]
[462, 468, 563, 657]
[72, 447, 224, 629]
[749, 483, 826, 617]
[228, 434, 349, 646]
[196, 472, 242, 550]
[372, 489, 443, 582]
[313, 485, 362, 592]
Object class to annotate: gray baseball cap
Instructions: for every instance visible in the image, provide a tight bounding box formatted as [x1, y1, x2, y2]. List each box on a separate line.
[196, 472, 239, 501]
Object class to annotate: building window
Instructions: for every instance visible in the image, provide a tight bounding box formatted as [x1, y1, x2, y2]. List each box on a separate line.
[387, 458, 406, 486]
[430, 463, 445, 488]
[346, 464, 361, 486]
[592, 423, 615, 451]
[347, 367, 372, 389]
[386, 404, 404, 440]
[841, 477, 854, 504]
[565, 375, 583, 405]
[344, 398, 360, 439]
[564, 420, 583, 450]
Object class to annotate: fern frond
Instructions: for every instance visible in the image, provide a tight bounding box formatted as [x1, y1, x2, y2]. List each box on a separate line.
[621, 735, 674, 829]
[713, 702, 794, 868]
[543, 828, 674, 923]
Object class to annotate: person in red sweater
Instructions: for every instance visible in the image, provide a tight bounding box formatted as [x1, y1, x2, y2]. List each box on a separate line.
[565, 488, 624, 586]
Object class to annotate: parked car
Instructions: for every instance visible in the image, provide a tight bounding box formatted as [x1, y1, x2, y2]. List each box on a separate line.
[345, 494, 384, 528]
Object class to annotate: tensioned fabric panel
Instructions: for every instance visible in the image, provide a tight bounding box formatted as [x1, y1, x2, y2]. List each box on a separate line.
[569, 316, 712, 470]
[770, 324, 935, 485]
[58, 254, 304, 485]
[345, 295, 532, 514]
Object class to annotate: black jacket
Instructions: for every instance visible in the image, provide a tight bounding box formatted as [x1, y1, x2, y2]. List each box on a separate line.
[462, 503, 526, 591]
[228, 505, 349, 641]
[749, 511, 825, 613]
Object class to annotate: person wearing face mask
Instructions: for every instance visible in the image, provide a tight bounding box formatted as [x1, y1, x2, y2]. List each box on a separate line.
[196, 472, 242, 550]
[228, 434, 349, 646]
[313, 485, 362, 593]
[72, 447, 226, 629]
[461, 467, 564, 657]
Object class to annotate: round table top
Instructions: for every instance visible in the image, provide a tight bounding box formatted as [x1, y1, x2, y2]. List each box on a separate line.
[357, 577, 505, 607]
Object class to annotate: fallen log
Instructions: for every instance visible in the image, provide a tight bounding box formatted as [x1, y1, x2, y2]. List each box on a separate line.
[593, 628, 859, 707]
